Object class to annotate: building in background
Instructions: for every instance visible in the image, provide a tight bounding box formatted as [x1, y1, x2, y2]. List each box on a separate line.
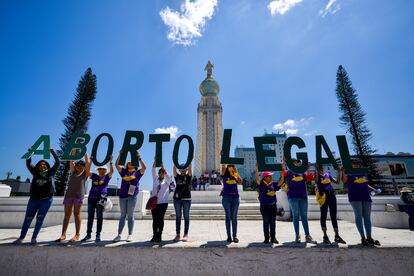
[235, 132, 287, 183]
[371, 153, 414, 194]
[263, 132, 287, 165]
[235, 147, 256, 181]
[194, 61, 223, 177]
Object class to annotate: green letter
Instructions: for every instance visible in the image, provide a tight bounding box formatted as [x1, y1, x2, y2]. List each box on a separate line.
[283, 136, 308, 174]
[61, 133, 91, 160]
[254, 136, 282, 172]
[316, 135, 338, 169]
[149, 133, 170, 167]
[336, 135, 368, 174]
[172, 135, 194, 169]
[119, 130, 144, 167]
[220, 129, 244, 165]
[91, 133, 114, 166]
[21, 135, 51, 159]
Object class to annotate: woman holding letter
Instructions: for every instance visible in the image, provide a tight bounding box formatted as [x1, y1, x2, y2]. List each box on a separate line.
[150, 159, 171, 243]
[280, 159, 316, 244]
[81, 156, 114, 242]
[315, 164, 346, 244]
[113, 150, 146, 242]
[342, 161, 380, 246]
[220, 163, 243, 243]
[256, 165, 280, 244]
[13, 147, 60, 244]
[56, 153, 90, 242]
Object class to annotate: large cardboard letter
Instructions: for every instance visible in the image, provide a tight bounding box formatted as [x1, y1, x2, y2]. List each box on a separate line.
[283, 136, 308, 174]
[316, 135, 338, 169]
[91, 133, 114, 166]
[254, 136, 282, 172]
[149, 133, 170, 167]
[336, 135, 368, 174]
[119, 131, 144, 167]
[220, 129, 244, 165]
[172, 135, 194, 169]
[21, 135, 51, 159]
[61, 133, 91, 160]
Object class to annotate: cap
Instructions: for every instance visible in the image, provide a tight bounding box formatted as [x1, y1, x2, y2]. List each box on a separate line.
[262, 172, 274, 178]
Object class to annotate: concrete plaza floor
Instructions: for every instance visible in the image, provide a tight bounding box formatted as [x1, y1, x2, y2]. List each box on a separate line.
[1, 219, 413, 248]
[1, 219, 414, 276]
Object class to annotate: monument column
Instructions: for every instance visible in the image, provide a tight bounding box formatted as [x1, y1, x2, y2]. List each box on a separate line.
[194, 61, 223, 177]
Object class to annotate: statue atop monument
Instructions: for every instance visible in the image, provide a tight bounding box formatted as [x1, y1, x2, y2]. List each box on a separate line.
[205, 60, 214, 79]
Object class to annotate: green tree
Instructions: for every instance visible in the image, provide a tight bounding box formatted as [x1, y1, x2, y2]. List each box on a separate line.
[335, 65, 378, 179]
[54, 68, 97, 195]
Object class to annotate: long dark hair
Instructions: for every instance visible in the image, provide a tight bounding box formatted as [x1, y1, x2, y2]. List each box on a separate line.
[223, 165, 235, 178]
[35, 160, 51, 172]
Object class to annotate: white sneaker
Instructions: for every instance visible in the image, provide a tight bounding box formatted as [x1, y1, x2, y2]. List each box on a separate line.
[126, 235, 133, 242]
[113, 235, 121, 242]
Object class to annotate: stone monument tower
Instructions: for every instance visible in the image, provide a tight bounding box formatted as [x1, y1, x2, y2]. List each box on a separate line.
[194, 61, 223, 177]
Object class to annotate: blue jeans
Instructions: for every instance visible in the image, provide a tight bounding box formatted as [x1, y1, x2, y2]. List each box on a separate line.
[174, 199, 191, 235]
[350, 201, 372, 238]
[118, 196, 137, 235]
[19, 197, 53, 240]
[222, 196, 240, 238]
[288, 198, 310, 237]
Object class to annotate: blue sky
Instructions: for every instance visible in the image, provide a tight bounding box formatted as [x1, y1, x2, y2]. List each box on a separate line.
[0, 0, 413, 189]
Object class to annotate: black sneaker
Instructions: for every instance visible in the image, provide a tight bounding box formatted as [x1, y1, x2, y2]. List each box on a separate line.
[271, 238, 279, 244]
[361, 238, 369, 246]
[95, 235, 101, 242]
[323, 235, 331, 244]
[334, 235, 346, 244]
[233, 237, 239, 243]
[264, 239, 270, 244]
[81, 235, 92, 242]
[367, 237, 381, 246]
[155, 235, 162, 243]
[150, 236, 157, 243]
[227, 237, 232, 243]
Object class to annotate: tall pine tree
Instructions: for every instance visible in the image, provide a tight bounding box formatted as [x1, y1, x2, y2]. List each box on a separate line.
[335, 65, 378, 179]
[54, 68, 97, 195]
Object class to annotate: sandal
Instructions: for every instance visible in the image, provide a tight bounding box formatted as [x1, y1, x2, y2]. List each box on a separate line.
[69, 235, 80, 243]
[55, 235, 66, 242]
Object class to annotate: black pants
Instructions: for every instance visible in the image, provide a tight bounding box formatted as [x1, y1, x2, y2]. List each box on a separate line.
[151, 203, 168, 238]
[87, 199, 104, 236]
[320, 191, 338, 230]
[260, 203, 277, 240]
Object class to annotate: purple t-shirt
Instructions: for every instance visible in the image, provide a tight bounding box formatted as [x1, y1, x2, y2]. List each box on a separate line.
[221, 176, 239, 197]
[285, 171, 309, 199]
[317, 173, 335, 194]
[347, 174, 371, 202]
[119, 168, 143, 198]
[89, 173, 111, 200]
[259, 181, 279, 204]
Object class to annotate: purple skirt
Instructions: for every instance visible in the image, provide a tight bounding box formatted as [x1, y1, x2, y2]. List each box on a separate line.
[63, 197, 84, 205]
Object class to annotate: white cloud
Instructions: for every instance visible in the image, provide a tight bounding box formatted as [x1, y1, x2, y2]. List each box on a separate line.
[267, 0, 303, 16]
[160, 0, 218, 46]
[154, 126, 180, 139]
[319, 0, 341, 18]
[240, 121, 246, 125]
[272, 117, 314, 135]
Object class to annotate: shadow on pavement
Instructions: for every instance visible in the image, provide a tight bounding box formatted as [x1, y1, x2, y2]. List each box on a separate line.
[247, 242, 274, 248]
[280, 241, 307, 248]
[199, 240, 229, 248]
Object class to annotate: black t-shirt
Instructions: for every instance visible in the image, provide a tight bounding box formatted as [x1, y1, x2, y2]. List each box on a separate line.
[174, 174, 192, 200]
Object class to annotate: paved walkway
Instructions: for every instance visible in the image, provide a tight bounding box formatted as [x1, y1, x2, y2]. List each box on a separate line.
[1, 219, 413, 248]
